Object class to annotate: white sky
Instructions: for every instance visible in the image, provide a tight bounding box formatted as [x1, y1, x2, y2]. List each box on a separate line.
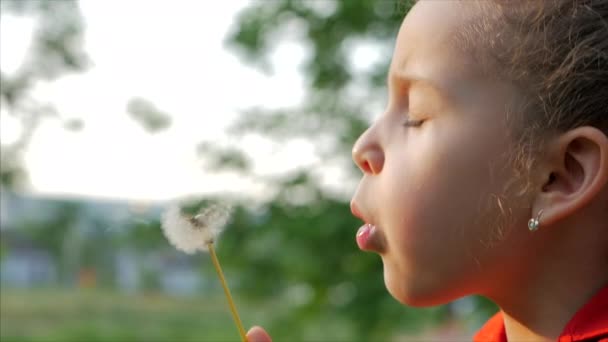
[0, 0, 382, 203]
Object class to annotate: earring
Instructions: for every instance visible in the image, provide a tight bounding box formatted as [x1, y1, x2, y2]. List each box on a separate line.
[528, 209, 544, 232]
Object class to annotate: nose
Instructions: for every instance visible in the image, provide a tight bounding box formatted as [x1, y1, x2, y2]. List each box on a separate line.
[352, 125, 384, 175]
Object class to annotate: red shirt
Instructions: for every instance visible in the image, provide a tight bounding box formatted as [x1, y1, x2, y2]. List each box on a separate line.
[474, 286, 608, 342]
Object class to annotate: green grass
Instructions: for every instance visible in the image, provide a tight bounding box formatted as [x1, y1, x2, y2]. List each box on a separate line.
[0, 288, 476, 342]
[0, 288, 364, 342]
[0, 289, 252, 342]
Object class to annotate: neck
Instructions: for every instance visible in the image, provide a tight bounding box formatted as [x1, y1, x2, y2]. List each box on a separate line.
[482, 218, 608, 341]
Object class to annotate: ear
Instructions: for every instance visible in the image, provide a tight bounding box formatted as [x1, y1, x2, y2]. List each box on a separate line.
[532, 126, 608, 227]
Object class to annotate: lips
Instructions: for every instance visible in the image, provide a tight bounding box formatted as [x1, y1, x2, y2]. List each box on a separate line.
[350, 201, 386, 253]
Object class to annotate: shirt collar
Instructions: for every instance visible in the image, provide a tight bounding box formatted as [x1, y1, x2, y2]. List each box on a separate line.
[474, 285, 608, 342]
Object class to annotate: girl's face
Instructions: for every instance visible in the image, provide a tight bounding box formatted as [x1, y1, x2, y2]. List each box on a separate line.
[351, 1, 529, 305]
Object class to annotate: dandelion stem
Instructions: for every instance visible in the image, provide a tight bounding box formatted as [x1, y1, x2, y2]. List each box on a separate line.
[207, 242, 248, 342]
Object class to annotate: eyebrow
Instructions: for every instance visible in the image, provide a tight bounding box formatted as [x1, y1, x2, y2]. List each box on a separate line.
[388, 68, 453, 102]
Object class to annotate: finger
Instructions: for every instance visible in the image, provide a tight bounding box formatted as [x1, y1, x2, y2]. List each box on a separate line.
[246, 326, 272, 342]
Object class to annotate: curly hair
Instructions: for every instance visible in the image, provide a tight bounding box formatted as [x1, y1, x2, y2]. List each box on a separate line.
[457, 0, 608, 196]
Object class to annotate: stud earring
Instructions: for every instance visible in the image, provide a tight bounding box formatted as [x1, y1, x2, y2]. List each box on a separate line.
[528, 209, 544, 232]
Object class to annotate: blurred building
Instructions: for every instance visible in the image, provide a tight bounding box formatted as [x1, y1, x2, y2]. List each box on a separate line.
[0, 190, 204, 295]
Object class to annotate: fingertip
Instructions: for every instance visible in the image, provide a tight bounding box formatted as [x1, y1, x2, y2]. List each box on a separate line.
[247, 326, 272, 342]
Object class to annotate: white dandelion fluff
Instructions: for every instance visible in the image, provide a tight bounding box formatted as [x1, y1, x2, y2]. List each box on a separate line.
[161, 202, 232, 254]
[160, 201, 247, 342]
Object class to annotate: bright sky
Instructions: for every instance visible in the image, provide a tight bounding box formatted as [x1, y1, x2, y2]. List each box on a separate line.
[0, 0, 382, 203]
[0, 0, 314, 202]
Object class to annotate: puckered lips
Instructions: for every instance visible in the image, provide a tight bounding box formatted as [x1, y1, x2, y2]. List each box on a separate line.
[350, 201, 386, 253]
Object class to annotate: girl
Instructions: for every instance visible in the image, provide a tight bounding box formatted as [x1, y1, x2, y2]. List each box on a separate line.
[248, 1, 608, 341]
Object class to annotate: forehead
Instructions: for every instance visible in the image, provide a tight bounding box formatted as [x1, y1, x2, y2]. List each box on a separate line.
[390, 1, 482, 90]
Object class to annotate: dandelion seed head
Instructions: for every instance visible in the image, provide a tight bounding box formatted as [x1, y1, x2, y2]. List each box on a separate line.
[161, 202, 232, 254]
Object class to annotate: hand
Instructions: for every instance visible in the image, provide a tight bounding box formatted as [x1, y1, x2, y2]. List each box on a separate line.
[247, 326, 272, 342]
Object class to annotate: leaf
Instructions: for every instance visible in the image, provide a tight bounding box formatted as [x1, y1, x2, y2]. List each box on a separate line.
[126, 98, 172, 133]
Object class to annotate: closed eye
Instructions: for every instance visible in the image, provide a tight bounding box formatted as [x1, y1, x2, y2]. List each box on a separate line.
[403, 119, 424, 127]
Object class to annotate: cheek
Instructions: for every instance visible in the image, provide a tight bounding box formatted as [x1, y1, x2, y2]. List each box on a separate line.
[382, 131, 490, 244]
[390, 120, 513, 230]
[378, 122, 515, 299]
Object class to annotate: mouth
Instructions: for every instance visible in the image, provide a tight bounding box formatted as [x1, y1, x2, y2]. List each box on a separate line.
[350, 201, 386, 253]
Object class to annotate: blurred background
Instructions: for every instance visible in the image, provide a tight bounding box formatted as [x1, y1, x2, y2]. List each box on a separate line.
[0, 1, 498, 341]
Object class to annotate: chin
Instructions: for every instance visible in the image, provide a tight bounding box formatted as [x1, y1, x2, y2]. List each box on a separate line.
[383, 265, 454, 308]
